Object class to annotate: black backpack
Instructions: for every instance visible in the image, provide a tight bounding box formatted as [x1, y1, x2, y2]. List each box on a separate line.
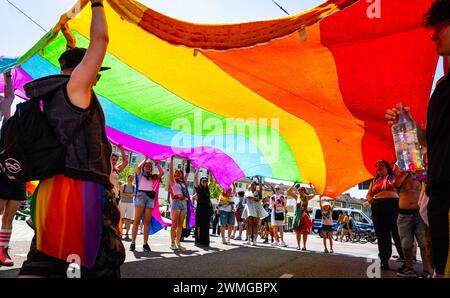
[0, 97, 66, 182]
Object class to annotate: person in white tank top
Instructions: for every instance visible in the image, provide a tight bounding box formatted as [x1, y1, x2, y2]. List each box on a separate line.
[130, 156, 164, 253]
[270, 186, 287, 247]
[168, 156, 190, 251]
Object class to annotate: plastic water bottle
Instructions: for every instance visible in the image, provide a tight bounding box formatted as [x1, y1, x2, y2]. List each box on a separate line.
[391, 103, 424, 172]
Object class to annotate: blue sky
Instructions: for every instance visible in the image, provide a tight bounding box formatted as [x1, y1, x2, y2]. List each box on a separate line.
[0, 0, 322, 57]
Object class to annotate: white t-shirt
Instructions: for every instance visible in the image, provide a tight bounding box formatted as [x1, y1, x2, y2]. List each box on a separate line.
[322, 209, 333, 226]
[172, 181, 188, 198]
[244, 190, 257, 199]
[270, 194, 286, 213]
[138, 175, 154, 191]
[218, 194, 234, 212]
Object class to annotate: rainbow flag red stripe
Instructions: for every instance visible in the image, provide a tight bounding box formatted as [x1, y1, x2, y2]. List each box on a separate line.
[31, 175, 104, 268]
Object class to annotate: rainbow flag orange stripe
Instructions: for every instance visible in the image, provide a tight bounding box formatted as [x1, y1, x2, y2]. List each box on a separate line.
[31, 175, 104, 268]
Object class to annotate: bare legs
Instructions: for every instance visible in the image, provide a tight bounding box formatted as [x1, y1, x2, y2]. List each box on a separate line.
[323, 232, 333, 252]
[0, 200, 21, 230]
[171, 211, 186, 249]
[143, 208, 153, 245]
[131, 206, 145, 244]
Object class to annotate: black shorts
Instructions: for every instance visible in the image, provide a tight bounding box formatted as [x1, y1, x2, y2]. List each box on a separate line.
[0, 174, 26, 201]
[261, 217, 269, 225]
[321, 225, 333, 232]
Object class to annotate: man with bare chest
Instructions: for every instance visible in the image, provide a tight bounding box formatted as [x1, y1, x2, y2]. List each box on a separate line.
[394, 171, 432, 278]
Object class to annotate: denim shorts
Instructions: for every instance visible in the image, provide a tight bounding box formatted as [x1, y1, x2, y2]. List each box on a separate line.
[397, 211, 427, 250]
[135, 191, 155, 209]
[172, 199, 187, 212]
[219, 210, 235, 226]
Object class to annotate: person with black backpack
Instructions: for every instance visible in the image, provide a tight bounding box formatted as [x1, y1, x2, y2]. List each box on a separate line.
[0, 70, 27, 267]
[16, 0, 125, 278]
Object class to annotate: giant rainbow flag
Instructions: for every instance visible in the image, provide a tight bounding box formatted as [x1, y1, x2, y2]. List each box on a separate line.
[0, 0, 440, 197]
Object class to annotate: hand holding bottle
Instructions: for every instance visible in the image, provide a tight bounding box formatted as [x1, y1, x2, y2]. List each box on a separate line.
[385, 104, 413, 126]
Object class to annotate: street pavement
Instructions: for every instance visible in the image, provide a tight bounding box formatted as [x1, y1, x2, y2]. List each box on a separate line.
[0, 218, 425, 278]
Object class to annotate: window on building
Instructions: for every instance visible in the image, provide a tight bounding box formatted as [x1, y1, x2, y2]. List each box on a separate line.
[358, 180, 372, 190]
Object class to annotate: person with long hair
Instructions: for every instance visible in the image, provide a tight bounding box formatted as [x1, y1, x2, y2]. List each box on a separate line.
[169, 157, 190, 250]
[194, 169, 213, 247]
[0, 71, 27, 267]
[129, 157, 164, 252]
[242, 177, 268, 246]
[288, 183, 315, 251]
[366, 160, 404, 271]
[269, 186, 287, 247]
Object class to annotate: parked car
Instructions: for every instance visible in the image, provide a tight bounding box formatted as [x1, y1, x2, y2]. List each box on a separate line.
[311, 207, 373, 236]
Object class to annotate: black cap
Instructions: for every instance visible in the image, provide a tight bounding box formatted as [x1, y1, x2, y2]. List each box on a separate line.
[59, 47, 110, 71]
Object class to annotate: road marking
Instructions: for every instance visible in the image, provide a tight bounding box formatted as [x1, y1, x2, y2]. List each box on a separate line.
[280, 273, 294, 278]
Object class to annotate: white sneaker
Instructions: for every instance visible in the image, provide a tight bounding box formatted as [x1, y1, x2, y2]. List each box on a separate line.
[170, 243, 178, 250]
[177, 243, 186, 251]
[222, 238, 227, 244]
[271, 241, 278, 247]
[252, 241, 257, 246]
[246, 240, 251, 245]
[280, 241, 287, 247]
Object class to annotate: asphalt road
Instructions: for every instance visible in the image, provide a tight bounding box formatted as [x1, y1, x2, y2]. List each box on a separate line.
[0, 219, 423, 278]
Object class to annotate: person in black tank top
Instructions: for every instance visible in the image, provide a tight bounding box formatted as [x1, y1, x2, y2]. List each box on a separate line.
[193, 168, 214, 247]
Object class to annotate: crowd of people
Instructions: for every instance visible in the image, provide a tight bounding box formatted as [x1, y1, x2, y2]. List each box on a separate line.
[0, 0, 448, 278]
[116, 170, 330, 253]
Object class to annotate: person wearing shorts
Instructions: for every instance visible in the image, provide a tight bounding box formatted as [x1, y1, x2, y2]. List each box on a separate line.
[119, 175, 135, 241]
[0, 173, 26, 267]
[169, 156, 190, 251]
[320, 197, 335, 254]
[130, 157, 164, 252]
[1, 70, 28, 267]
[219, 186, 236, 245]
[270, 186, 287, 247]
[171, 197, 187, 213]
